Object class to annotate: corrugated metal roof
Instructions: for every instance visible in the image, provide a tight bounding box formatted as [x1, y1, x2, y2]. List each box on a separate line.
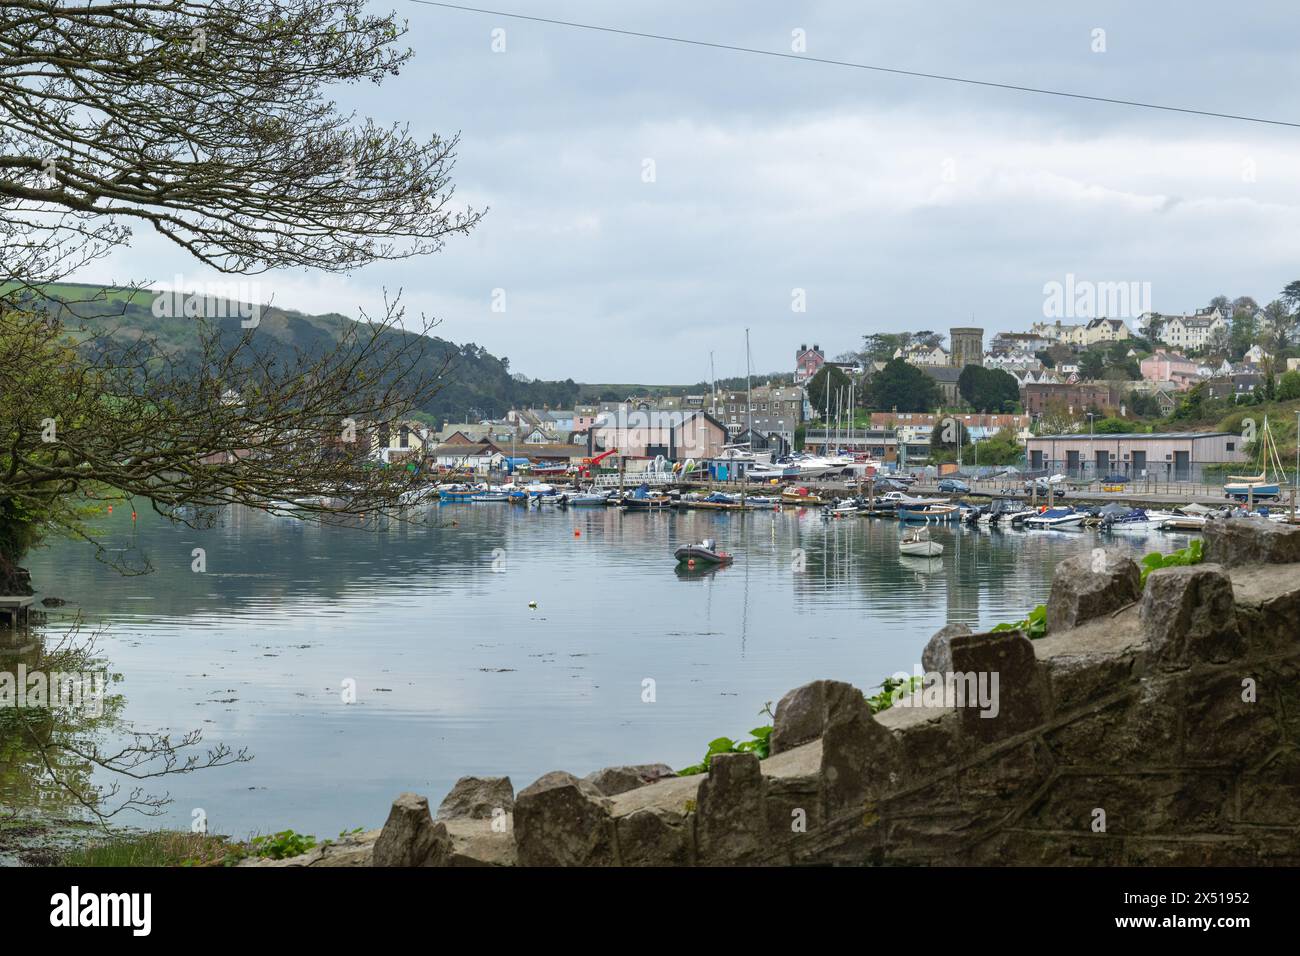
[1030, 432, 1235, 440]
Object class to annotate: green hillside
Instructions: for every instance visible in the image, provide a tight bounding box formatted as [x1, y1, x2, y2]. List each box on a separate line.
[6, 282, 579, 426]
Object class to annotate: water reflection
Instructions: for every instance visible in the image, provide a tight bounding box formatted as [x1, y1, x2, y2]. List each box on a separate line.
[9, 503, 1191, 837]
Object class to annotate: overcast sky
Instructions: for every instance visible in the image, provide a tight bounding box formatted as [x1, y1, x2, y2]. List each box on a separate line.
[79, 1, 1300, 384]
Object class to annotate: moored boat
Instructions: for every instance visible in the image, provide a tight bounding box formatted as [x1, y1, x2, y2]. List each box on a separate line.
[1024, 506, 1082, 529]
[1101, 508, 1155, 533]
[781, 486, 827, 506]
[899, 527, 943, 557]
[1224, 416, 1286, 501]
[674, 538, 734, 566]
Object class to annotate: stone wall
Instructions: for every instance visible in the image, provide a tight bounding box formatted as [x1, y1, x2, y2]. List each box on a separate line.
[257, 519, 1300, 867]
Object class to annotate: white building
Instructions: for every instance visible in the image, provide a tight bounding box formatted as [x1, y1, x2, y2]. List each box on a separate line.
[1151, 309, 1227, 351]
[1031, 320, 1086, 346]
[894, 343, 950, 367]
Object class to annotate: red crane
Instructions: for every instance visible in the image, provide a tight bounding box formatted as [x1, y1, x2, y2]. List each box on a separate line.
[578, 448, 617, 479]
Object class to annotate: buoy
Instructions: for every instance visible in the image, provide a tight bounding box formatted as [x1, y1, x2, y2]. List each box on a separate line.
[574, 529, 581, 537]
[528, 600, 538, 609]
[107, 505, 112, 513]
[687, 559, 696, 569]
[131, 511, 137, 521]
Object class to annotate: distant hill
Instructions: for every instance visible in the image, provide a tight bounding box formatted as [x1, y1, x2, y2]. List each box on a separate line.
[8, 282, 580, 426]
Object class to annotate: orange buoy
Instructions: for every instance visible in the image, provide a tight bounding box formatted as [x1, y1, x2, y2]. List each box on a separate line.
[107, 505, 113, 513]
[687, 559, 696, 569]
[574, 529, 581, 537]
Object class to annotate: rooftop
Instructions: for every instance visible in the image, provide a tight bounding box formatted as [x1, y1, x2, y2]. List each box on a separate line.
[1030, 432, 1236, 441]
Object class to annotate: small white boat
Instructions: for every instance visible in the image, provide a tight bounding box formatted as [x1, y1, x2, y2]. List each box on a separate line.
[899, 527, 943, 557]
[1102, 509, 1154, 533]
[1024, 507, 1083, 529]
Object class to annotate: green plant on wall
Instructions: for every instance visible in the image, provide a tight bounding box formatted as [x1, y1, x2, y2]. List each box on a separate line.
[1139, 539, 1203, 584]
[992, 604, 1048, 639]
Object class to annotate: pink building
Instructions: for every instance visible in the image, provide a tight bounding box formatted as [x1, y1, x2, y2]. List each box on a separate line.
[591, 408, 728, 460]
[1141, 350, 1199, 390]
[573, 404, 600, 432]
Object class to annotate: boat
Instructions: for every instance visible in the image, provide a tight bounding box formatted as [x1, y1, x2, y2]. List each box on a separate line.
[748, 462, 800, 481]
[1157, 503, 1217, 530]
[680, 491, 745, 511]
[829, 498, 862, 517]
[1023, 506, 1083, 529]
[622, 483, 673, 510]
[566, 492, 608, 507]
[899, 527, 943, 557]
[744, 496, 780, 510]
[1225, 416, 1286, 501]
[897, 499, 960, 522]
[437, 484, 478, 502]
[781, 486, 827, 506]
[674, 538, 734, 566]
[1101, 508, 1155, 533]
[397, 487, 439, 506]
[470, 490, 509, 502]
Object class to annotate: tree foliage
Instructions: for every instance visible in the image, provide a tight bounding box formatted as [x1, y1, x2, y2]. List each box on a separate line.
[866, 359, 940, 413]
[969, 428, 1024, 466]
[806, 365, 853, 418]
[957, 365, 1019, 413]
[0, 0, 481, 280]
[1, 0, 487, 589]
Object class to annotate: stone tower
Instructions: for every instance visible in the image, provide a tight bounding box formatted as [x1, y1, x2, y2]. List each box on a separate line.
[950, 327, 984, 369]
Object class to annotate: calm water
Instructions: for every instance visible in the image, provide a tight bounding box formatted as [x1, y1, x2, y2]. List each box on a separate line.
[6, 503, 1192, 838]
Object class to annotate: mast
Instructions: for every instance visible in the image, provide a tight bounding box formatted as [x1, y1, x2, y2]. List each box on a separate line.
[710, 351, 717, 411]
[823, 370, 830, 456]
[744, 329, 752, 502]
[745, 328, 753, 447]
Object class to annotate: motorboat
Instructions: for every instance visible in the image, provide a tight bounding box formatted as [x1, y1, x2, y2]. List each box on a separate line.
[781, 486, 828, 506]
[748, 461, 800, 481]
[1023, 506, 1083, 529]
[674, 538, 734, 566]
[1101, 508, 1155, 533]
[470, 489, 509, 502]
[899, 527, 943, 557]
[397, 487, 440, 506]
[1157, 503, 1217, 530]
[829, 498, 862, 517]
[566, 492, 608, 507]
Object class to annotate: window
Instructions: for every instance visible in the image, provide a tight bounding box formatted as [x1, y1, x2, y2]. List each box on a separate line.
[1226, 442, 1235, 451]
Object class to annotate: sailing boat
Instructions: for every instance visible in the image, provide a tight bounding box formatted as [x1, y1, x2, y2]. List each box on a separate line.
[1224, 416, 1286, 501]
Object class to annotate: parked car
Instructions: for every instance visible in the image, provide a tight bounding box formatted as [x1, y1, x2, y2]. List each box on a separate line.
[938, 478, 971, 494]
[876, 477, 910, 492]
[1024, 479, 1067, 499]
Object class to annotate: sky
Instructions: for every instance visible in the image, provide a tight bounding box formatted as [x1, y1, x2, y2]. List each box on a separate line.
[76, 0, 1300, 384]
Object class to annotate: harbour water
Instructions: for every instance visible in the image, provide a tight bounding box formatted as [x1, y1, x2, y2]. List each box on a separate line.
[6, 503, 1194, 838]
